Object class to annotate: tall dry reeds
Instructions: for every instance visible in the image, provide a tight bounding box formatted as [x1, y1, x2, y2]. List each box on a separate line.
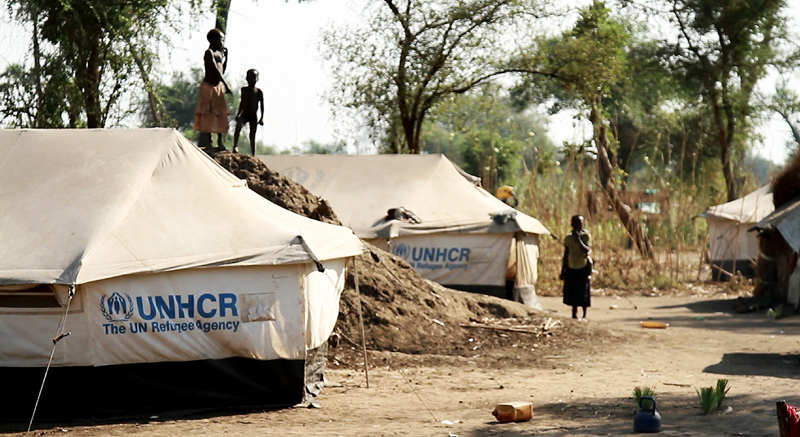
[517, 133, 763, 295]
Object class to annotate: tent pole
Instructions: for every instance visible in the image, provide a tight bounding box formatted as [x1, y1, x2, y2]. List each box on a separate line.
[353, 257, 370, 388]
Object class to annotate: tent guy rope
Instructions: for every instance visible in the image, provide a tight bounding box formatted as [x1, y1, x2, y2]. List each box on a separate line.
[27, 285, 75, 437]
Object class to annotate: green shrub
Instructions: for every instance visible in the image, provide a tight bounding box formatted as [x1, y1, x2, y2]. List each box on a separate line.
[715, 379, 730, 408]
[696, 386, 718, 414]
[633, 386, 657, 409]
[648, 272, 680, 290]
[696, 380, 731, 414]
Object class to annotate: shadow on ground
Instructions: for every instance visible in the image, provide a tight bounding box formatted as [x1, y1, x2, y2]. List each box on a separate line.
[602, 298, 800, 336]
[704, 352, 800, 379]
[470, 392, 795, 436]
[0, 406, 279, 435]
[657, 298, 746, 314]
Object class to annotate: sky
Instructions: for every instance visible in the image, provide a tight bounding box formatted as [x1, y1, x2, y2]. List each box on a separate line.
[159, 0, 359, 151]
[0, 0, 796, 163]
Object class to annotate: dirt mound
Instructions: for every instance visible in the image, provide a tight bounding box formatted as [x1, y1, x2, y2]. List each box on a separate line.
[334, 243, 612, 369]
[210, 151, 617, 367]
[214, 151, 340, 225]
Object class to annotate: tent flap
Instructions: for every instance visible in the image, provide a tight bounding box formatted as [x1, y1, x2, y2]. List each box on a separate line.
[514, 234, 543, 310]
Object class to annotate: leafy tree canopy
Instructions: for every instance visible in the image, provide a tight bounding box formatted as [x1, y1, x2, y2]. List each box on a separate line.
[322, 0, 549, 154]
[422, 83, 555, 190]
[1, 0, 205, 128]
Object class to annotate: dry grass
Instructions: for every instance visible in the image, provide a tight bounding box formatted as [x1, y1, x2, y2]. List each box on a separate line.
[517, 144, 766, 295]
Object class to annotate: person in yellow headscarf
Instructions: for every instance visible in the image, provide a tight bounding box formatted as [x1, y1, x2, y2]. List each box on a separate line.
[560, 215, 592, 319]
[495, 185, 518, 207]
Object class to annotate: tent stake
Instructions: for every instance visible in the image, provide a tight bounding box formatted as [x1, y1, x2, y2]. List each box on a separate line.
[353, 258, 370, 388]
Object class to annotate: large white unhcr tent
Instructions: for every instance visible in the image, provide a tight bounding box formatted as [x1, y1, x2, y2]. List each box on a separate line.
[0, 129, 364, 420]
[258, 154, 550, 309]
[700, 185, 774, 279]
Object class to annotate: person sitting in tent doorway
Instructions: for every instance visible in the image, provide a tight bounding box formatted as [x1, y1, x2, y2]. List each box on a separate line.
[194, 28, 232, 150]
[560, 215, 592, 319]
[233, 69, 264, 155]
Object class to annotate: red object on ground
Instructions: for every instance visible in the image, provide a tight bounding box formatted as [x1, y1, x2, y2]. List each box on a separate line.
[786, 403, 800, 437]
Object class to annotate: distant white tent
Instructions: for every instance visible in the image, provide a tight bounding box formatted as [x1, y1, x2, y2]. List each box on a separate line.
[0, 129, 364, 419]
[258, 154, 550, 309]
[701, 185, 774, 278]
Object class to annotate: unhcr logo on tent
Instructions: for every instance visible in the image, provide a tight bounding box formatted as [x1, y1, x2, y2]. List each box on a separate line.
[281, 166, 309, 185]
[391, 243, 471, 271]
[99, 293, 241, 336]
[392, 244, 471, 263]
[100, 292, 135, 323]
[392, 243, 410, 259]
[281, 166, 325, 190]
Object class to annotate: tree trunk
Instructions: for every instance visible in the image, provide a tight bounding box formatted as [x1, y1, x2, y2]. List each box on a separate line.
[708, 90, 738, 201]
[81, 34, 102, 128]
[591, 98, 654, 260]
[402, 114, 417, 153]
[777, 109, 800, 149]
[215, 0, 232, 34]
[126, 37, 163, 127]
[31, 6, 44, 128]
[409, 107, 428, 155]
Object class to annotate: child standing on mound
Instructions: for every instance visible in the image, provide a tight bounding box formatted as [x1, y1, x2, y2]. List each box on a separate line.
[233, 69, 264, 155]
[194, 28, 231, 150]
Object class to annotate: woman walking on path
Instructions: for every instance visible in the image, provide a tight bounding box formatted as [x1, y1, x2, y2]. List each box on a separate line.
[560, 215, 592, 319]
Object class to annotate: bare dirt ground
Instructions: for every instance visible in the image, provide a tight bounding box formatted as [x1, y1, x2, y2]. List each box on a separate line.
[7, 292, 800, 437]
[6, 153, 795, 436]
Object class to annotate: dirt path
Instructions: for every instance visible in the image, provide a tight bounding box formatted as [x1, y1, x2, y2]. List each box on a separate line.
[8, 295, 800, 437]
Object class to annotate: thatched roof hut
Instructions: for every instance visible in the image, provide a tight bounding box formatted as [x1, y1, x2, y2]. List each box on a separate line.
[752, 154, 800, 309]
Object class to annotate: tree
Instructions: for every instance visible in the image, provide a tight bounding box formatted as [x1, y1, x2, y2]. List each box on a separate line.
[765, 84, 800, 158]
[215, 0, 232, 32]
[602, 39, 684, 181]
[141, 69, 205, 130]
[660, 0, 792, 201]
[512, 1, 654, 259]
[0, 64, 42, 128]
[3, 0, 203, 128]
[421, 83, 555, 191]
[322, 0, 547, 154]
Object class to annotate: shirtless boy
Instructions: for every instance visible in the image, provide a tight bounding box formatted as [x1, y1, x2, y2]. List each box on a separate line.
[233, 69, 264, 155]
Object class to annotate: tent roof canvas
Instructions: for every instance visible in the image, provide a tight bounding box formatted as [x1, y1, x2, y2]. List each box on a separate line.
[0, 129, 363, 286]
[754, 196, 800, 253]
[257, 154, 550, 239]
[701, 184, 774, 223]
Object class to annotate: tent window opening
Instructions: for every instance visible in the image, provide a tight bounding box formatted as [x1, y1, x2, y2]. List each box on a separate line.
[0, 285, 62, 308]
